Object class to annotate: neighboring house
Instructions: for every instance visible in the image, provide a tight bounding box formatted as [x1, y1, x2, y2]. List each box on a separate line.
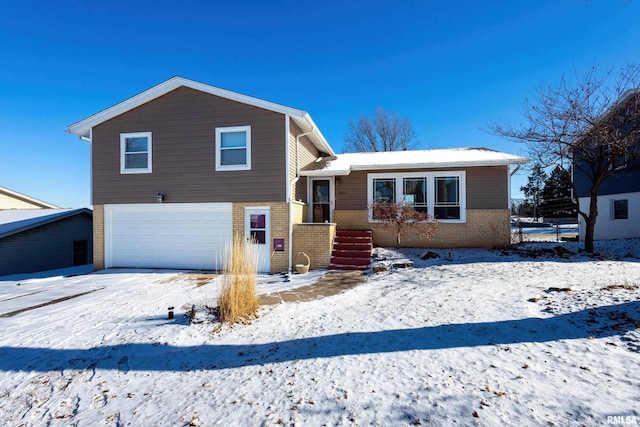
[0, 186, 59, 210]
[66, 76, 526, 273]
[573, 90, 640, 241]
[0, 208, 93, 277]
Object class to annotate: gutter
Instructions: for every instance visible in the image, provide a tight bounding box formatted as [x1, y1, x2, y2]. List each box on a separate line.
[288, 127, 314, 273]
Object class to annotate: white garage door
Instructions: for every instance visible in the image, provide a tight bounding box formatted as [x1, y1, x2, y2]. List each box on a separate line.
[104, 203, 232, 270]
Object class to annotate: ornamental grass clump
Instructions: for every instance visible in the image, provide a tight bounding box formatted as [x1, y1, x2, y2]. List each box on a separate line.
[218, 234, 259, 324]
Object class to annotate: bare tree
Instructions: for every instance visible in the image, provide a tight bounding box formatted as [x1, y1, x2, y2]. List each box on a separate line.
[370, 201, 437, 247]
[345, 107, 417, 152]
[491, 64, 640, 253]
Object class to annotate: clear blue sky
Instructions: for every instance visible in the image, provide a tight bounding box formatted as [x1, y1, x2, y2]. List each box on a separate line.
[1, 0, 638, 208]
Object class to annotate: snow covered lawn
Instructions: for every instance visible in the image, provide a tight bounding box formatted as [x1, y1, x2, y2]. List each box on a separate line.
[1, 240, 639, 426]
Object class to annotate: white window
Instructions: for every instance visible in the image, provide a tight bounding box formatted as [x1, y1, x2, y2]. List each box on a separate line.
[434, 176, 461, 219]
[367, 171, 466, 222]
[612, 199, 628, 220]
[120, 132, 152, 174]
[215, 126, 251, 171]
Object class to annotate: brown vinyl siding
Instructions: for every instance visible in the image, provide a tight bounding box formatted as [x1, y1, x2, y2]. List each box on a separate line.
[466, 166, 509, 209]
[335, 166, 509, 210]
[288, 121, 320, 203]
[92, 87, 287, 205]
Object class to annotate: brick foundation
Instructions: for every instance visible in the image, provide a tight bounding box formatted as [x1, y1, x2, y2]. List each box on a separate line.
[334, 209, 510, 248]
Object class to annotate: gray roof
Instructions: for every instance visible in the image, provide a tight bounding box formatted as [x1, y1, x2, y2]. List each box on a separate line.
[0, 208, 93, 239]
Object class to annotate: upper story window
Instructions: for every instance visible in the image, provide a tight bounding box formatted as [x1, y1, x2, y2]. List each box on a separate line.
[368, 171, 466, 222]
[612, 199, 628, 220]
[121, 132, 152, 174]
[215, 126, 251, 171]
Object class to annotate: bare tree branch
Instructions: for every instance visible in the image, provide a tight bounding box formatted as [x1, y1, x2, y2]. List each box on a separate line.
[489, 64, 640, 252]
[344, 107, 417, 152]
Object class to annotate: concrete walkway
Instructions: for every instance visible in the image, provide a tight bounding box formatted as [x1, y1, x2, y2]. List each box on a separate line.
[258, 270, 368, 305]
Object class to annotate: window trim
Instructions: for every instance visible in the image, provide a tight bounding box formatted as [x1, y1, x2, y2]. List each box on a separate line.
[120, 132, 152, 174]
[215, 125, 251, 171]
[612, 198, 628, 220]
[367, 171, 466, 223]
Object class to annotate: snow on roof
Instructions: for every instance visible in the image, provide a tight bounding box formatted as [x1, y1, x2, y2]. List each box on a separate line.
[0, 208, 92, 239]
[300, 147, 528, 176]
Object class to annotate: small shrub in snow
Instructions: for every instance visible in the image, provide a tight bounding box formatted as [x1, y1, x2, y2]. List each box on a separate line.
[370, 201, 437, 247]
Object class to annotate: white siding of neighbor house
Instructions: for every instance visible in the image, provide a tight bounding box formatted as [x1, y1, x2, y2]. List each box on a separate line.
[578, 191, 640, 241]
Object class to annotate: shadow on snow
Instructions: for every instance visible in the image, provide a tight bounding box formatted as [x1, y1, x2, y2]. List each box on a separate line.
[0, 301, 637, 373]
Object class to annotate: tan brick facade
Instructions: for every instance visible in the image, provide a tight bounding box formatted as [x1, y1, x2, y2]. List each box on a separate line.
[232, 202, 290, 273]
[292, 223, 336, 269]
[291, 201, 305, 224]
[334, 209, 510, 248]
[95, 203, 509, 275]
[93, 204, 105, 270]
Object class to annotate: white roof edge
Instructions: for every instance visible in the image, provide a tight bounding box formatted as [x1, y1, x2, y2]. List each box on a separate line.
[349, 159, 529, 171]
[0, 186, 59, 209]
[300, 169, 352, 177]
[299, 155, 528, 176]
[66, 76, 312, 139]
[296, 113, 336, 157]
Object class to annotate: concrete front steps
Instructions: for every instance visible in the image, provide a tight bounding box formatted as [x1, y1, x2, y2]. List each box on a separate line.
[329, 230, 373, 270]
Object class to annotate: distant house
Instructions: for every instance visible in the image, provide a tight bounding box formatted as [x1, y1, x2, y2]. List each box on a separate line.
[0, 187, 93, 277]
[573, 89, 640, 241]
[66, 76, 526, 273]
[0, 186, 59, 210]
[0, 208, 93, 277]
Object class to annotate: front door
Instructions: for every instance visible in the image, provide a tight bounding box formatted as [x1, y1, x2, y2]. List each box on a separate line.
[311, 178, 332, 223]
[245, 207, 271, 273]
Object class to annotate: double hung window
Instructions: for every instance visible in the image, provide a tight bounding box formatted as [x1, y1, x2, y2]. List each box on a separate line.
[403, 177, 428, 213]
[120, 132, 152, 174]
[434, 176, 460, 219]
[215, 126, 251, 171]
[612, 199, 628, 220]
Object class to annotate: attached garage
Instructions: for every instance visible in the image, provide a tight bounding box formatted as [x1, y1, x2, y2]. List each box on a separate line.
[104, 203, 232, 270]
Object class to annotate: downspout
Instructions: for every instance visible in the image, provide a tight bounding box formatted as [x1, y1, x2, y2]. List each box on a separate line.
[508, 164, 521, 213]
[288, 125, 314, 273]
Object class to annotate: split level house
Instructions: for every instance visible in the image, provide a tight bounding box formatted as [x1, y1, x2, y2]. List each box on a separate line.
[573, 89, 640, 241]
[66, 77, 527, 273]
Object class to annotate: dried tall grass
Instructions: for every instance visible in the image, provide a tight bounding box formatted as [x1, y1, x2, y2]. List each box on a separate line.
[218, 234, 259, 323]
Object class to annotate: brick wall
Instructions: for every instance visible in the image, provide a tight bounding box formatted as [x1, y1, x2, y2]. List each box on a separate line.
[232, 202, 290, 273]
[93, 204, 105, 270]
[334, 209, 510, 248]
[292, 223, 336, 269]
[291, 201, 305, 224]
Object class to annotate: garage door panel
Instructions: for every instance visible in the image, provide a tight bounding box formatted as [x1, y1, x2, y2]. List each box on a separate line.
[106, 204, 232, 270]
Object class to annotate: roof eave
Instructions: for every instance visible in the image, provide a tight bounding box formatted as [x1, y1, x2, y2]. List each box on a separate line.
[0, 186, 59, 209]
[65, 76, 315, 140]
[0, 208, 93, 239]
[295, 113, 336, 157]
[299, 169, 352, 177]
[348, 159, 529, 171]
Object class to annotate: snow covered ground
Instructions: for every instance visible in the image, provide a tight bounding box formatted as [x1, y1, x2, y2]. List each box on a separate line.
[0, 239, 639, 426]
